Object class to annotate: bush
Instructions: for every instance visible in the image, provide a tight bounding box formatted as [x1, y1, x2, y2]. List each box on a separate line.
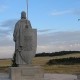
[47, 57, 80, 65]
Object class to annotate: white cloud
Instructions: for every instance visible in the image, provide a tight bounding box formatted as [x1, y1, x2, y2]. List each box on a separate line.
[51, 10, 72, 16]
[0, 19, 18, 38]
[0, 46, 14, 59]
[0, 30, 80, 58]
[37, 31, 80, 53]
[0, 19, 17, 27]
[51, 9, 80, 16]
[37, 43, 80, 53]
[38, 29, 54, 33]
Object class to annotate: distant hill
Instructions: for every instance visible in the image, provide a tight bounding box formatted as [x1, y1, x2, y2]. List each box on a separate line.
[47, 57, 80, 65]
[35, 51, 80, 57]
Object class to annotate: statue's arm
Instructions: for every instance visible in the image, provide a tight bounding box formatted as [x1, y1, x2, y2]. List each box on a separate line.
[13, 21, 20, 42]
[13, 23, 17, 42]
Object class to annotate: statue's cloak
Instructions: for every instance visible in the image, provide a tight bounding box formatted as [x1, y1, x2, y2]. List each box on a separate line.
[13, 19, 37, 64]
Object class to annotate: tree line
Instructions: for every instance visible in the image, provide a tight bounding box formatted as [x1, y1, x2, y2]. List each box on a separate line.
[35, 51, 80, 57]
[47, 57, 80, 65]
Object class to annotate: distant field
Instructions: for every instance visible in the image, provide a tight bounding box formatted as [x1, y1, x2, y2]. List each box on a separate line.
[32, 53, 80, 74]
[32, 53, 80, 66]
[0, 59, 12, 67]
[32, 57, 80, 74]
[0, 59, 12, 73]
[0, 53, 80, 74]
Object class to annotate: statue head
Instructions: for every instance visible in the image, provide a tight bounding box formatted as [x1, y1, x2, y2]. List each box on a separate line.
[21, 11, 26, 19]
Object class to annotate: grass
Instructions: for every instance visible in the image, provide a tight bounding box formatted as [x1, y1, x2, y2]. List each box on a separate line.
[32, 53, 80, 66]
[32, 56, 80, 74]
[0, 59, 12, 67]
[43, 65, 80, 74]
[0, 53, 80, 74]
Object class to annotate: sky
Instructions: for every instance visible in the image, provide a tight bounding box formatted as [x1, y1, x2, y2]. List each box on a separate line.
[0, 0, 80, 58]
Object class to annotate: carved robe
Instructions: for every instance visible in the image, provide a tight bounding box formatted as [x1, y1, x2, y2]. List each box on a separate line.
[13, 19, 36, 65]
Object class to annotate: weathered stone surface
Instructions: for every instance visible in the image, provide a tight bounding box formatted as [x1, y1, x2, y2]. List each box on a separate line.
[0, 73, 78, 80]
[13, 11, 37, 65]
[10, 66, 44, 80]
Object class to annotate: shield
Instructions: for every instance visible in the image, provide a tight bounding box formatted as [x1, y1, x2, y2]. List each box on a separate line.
[19, 29, 37, 64]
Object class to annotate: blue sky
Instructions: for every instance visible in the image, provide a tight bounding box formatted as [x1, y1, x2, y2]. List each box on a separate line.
[0, 0, 80, 58]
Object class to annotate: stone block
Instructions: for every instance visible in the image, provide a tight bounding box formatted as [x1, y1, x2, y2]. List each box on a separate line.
[10, 66, 44, 80]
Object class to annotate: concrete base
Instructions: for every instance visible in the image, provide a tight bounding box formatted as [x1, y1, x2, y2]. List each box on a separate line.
[77, 74, 80, 80]
[10, 66, 44, 80]
[0, 73, 78, 80]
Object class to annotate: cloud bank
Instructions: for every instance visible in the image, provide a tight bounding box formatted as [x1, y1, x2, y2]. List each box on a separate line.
[51, 9, 80, 16]
[37, 31, 80, 52]
[0, 19, 80, 58]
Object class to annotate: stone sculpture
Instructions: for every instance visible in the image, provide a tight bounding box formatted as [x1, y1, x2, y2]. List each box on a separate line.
[13, 11, 37, 65]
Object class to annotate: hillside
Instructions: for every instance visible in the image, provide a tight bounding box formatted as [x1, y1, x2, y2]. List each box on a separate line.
[32, 52, 80, 66]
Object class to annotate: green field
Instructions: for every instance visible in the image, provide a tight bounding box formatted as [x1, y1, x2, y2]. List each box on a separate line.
[0, 53, 80, 74]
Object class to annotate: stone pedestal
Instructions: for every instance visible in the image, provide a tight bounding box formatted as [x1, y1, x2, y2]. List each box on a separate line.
[77, 74, 80, 80]
[10, 66, 44, 80]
